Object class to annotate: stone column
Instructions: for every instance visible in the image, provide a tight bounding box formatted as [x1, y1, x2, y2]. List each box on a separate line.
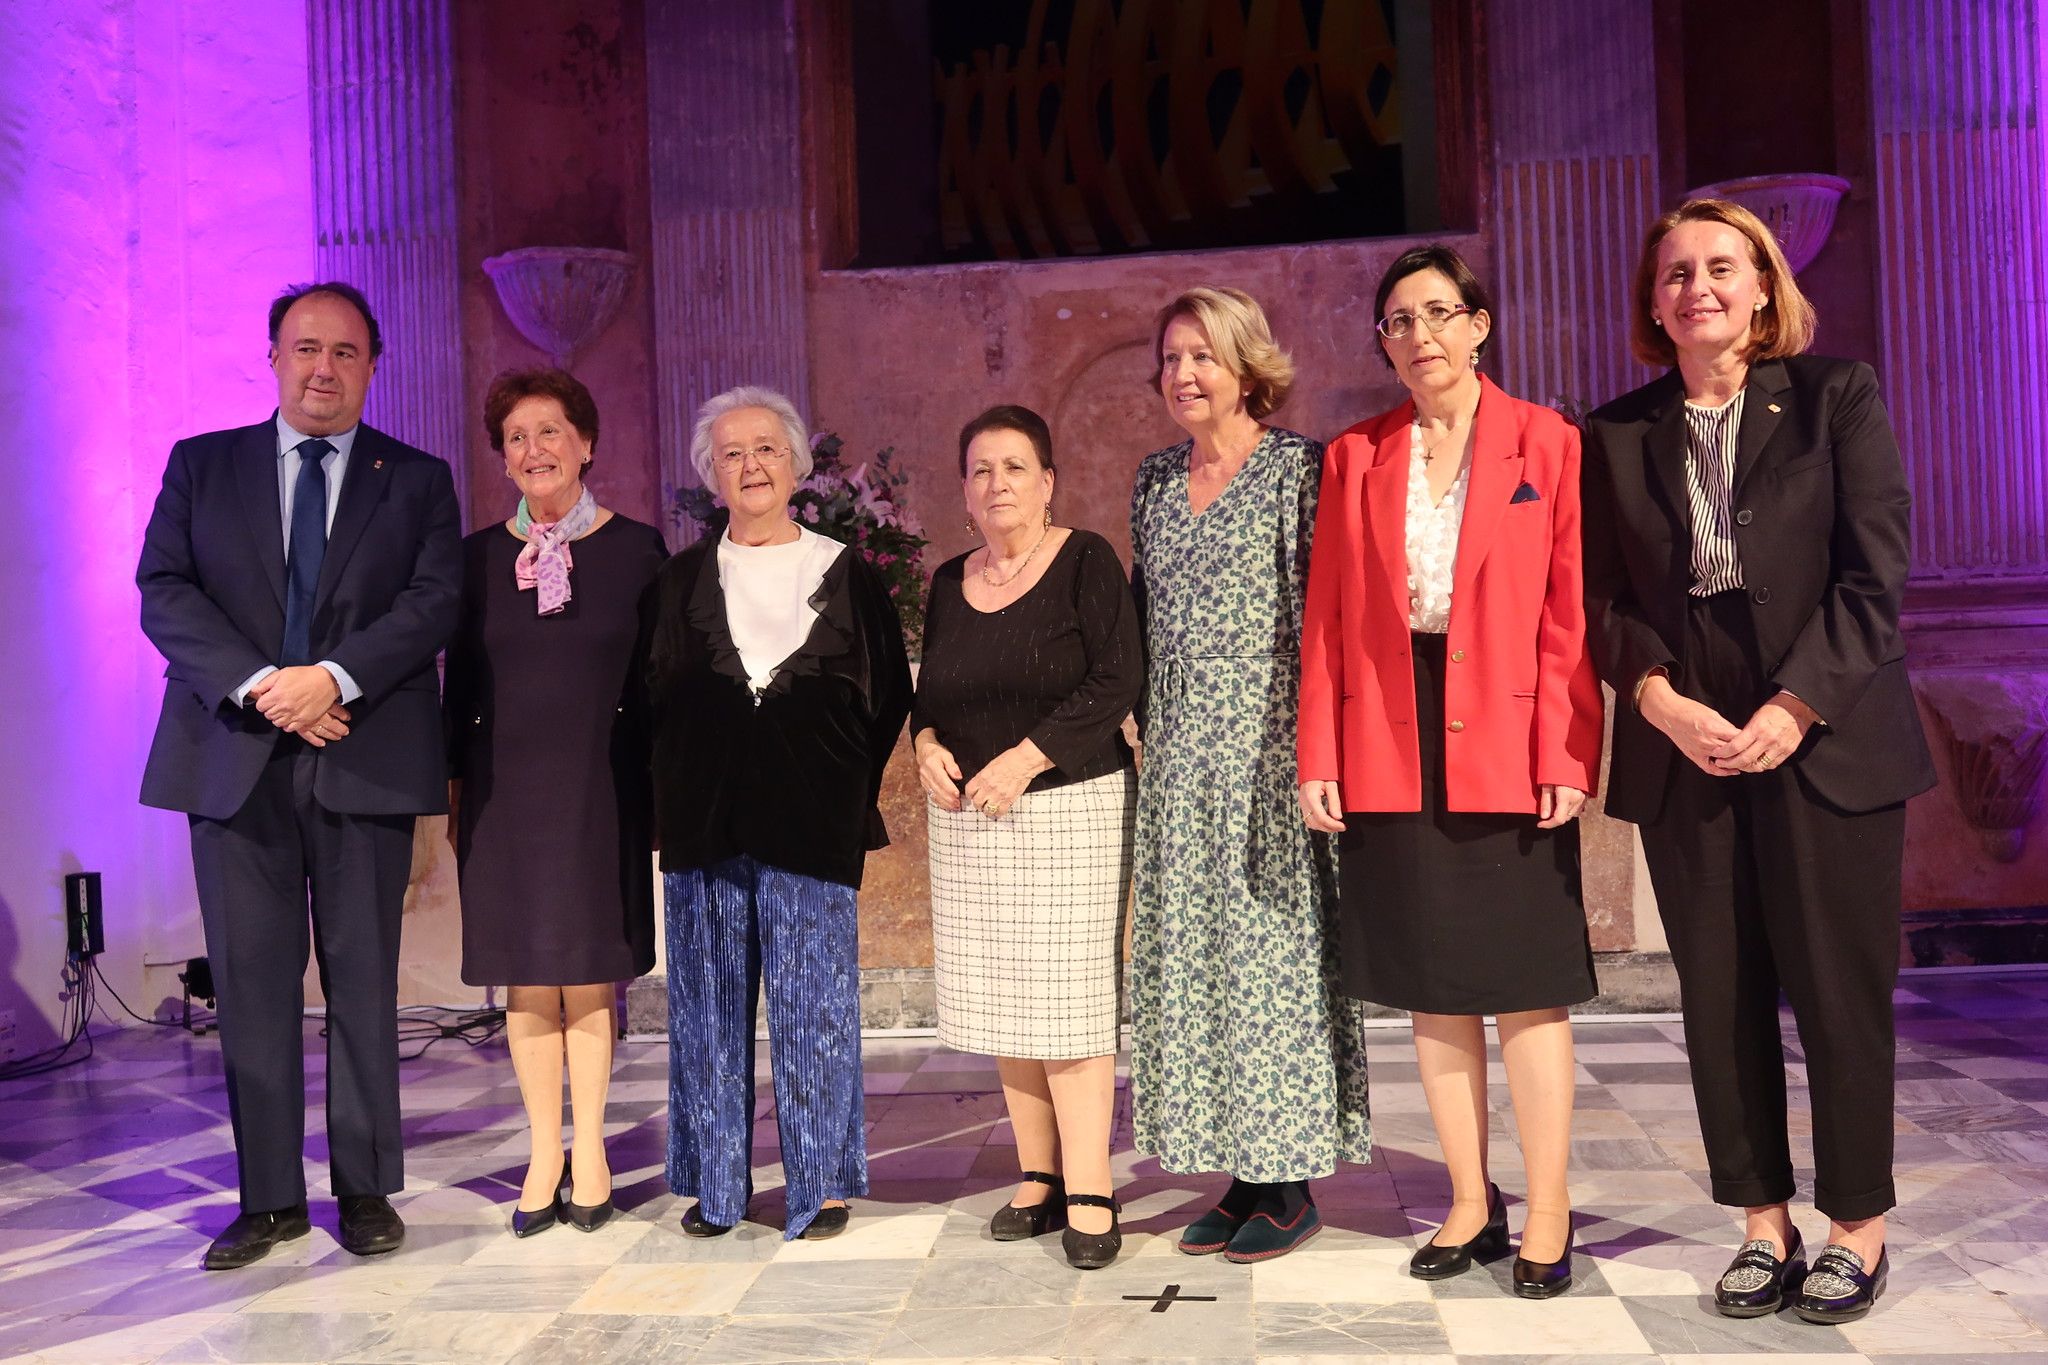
[645, 0, 812, 535]
[1483, 1, 1665, 973]
[307, 0, 466, 504]
[1868, 0, 2048, 938]
[1484, 0, 1662, 417]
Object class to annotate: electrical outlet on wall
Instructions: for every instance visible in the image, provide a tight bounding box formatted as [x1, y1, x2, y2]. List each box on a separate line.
[0, 1009, 16, 1063]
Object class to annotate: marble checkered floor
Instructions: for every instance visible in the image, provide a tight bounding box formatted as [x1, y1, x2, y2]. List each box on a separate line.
[3, 971, 2048, 1363]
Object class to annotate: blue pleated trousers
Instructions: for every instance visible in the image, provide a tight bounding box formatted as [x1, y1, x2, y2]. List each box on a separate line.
[664, 856, 867, 1238]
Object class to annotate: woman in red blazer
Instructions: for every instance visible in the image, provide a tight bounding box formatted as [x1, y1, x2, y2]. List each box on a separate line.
[1298, 246, 1604, 1298]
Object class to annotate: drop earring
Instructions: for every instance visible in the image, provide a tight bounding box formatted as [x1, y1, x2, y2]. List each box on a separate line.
[1043, 503, 1053, 528]
[965, 517, 978, 538]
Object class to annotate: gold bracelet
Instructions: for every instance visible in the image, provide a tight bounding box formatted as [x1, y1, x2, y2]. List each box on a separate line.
[1632, 666, 1669, 713]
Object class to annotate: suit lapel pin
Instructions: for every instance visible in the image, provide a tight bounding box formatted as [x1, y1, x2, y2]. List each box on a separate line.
[1767, 404, 1781, 414]
[373, 459, 384, 469]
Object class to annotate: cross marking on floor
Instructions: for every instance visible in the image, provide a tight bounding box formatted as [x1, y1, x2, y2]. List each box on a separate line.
[1122, 1283, 1219, 1313]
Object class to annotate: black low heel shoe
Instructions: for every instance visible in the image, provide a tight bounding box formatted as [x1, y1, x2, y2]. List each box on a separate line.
[1408, 1183, 1510, 1280]
[1715, 1231, 1807, 1318]
[1790, 1244, 1886, 1325]
[1512, 1216, 1576, 1299]
[1062, 1193, 1123, 1270]
[565, 1195, 615, 1233]
[990, 1171, 1067, 1241]
[801, 1204, 852, 1240]
[680, 1203, 734, 1237]
[512, 1193, 562, 1238]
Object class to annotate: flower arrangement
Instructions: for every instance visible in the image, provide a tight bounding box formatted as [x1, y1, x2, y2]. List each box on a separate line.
[670, 432, 931, 654]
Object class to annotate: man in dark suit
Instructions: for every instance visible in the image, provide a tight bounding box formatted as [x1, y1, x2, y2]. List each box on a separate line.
[138, 283, 461, 1269]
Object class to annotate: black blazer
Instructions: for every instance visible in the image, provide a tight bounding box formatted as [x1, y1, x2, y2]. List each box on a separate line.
[647, 535, 913, 889]
[137, 417, 463, 820]
[1582, 355, 1935, 821]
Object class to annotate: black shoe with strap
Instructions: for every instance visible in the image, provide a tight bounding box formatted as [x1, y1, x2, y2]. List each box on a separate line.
[990, 1171, 1067, 1241]
[337, 1195, 405, 1257]
[1408, 1183, 1510, 1280]
[1715, 1230, 1807, 1318]
[201, 1204, 311, 1270]
[1062, 1193, 1122, 1270]
[1790, 1243, 1887, 1324]
[1511, 1214, 1576, 1299]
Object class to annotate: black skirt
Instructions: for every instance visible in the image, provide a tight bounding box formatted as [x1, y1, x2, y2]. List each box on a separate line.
[1336, 633, 1596, 1015]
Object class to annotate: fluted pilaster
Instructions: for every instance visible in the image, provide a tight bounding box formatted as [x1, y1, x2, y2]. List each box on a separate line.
[1485, 0, 1660, 413]
[1869, 0, 2048, 579]
[308, 0, 465, 506]
[645, 0, 810, 526]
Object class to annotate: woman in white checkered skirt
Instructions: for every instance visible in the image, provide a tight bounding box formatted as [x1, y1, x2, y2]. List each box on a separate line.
[912, 405, 1143, 1271]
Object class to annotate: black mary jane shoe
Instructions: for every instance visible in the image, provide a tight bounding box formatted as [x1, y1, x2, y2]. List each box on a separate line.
[1511, 1215, 1576, 1299]
[1062, 1193, 1123, 1270]
[512, 1192, 563, 1238]
[680, 1202, 735, 1237]
[1790, 1243, 1887, 1325]
[1714, 1231, 1807, 1318]
[990, 1171, 1067, 1241]
[801, 1204, 852, 1240]
[201, 1204, 312, 1270]
[1409, 1183, 1510, 1281]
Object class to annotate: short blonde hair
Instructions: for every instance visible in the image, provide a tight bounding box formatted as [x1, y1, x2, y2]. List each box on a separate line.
[689, 385, 812, 487]
[1630, 198, 1817, 368]
[1150, 286, 1295, 420]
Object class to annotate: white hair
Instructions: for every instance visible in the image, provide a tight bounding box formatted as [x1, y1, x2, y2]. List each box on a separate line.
[689, 385, 813, 488]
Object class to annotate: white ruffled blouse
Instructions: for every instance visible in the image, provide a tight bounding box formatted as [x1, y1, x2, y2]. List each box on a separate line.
[1405, 421, 1469, 634]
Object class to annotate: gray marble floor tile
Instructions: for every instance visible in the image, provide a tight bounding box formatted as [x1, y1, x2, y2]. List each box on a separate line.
[1253, 1300, 1449, 1354]
[333, 1308, 555, 1364]
[158, 1310, 401, 1362]
[731, 1256, 923, 1315]
[1621, 1293, 1860, 1354]
[411, 1261, 608, 1312]
[1069, 1250, 1254, 1304]
[692, 1310, 895, 1361]
[906, 1253, 1082, 1308]
[501, 1312, 719, 1364]
[872, 1304, 1073, 1358]
[1064, 1298, 1257, 1358]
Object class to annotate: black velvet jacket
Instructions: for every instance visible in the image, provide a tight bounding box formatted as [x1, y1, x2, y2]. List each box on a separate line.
[648, 534, 912, 888]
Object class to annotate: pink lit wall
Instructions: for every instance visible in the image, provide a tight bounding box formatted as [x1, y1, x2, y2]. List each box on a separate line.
[0, 0, 313, 1049]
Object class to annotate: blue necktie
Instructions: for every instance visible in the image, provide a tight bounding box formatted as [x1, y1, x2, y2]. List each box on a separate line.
[282, 437, 334, 667]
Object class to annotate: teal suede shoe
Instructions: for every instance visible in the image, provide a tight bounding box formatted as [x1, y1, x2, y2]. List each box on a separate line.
[1176, 1202, 1252, 1255]
[1222, 1202, 1322, 1263]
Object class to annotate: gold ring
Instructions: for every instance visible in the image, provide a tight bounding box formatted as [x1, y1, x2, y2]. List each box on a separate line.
[1759, 754, 1775, 769]
[983, 800, 998, 815]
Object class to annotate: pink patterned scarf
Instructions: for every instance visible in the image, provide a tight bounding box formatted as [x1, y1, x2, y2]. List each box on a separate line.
[514, 486, 599, 615]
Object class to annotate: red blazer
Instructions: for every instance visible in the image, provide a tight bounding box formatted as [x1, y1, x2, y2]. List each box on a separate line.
[1299, 377, 1603, 813]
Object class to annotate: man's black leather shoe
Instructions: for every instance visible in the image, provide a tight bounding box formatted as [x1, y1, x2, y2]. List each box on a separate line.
[337, 1195, 406, 1256]
[202, 1204, 311, 1270]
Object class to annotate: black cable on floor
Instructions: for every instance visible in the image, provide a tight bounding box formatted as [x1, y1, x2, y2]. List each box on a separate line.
[88, 959, 215, 1032]
[0, 956, 96, 1082]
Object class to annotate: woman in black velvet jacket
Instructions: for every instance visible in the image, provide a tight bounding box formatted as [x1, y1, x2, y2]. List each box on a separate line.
[648, 384, 911, 1243]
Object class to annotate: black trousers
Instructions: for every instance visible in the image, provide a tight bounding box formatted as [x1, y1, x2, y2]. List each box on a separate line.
[188, 740, 414, 1213]
[1638, 591, 1904, 1222]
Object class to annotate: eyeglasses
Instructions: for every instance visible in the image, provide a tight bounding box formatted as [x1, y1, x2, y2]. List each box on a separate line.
[714, 443, 792, 471]
[1377, 302, 1473, 340]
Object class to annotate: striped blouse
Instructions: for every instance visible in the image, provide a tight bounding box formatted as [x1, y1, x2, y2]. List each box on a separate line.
[1682, 389, 1746, 595]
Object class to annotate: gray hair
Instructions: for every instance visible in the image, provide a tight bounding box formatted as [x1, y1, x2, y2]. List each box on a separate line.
[689, 385, 813, 487]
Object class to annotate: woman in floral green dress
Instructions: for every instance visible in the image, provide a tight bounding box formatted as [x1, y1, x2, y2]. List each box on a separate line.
[1129, 286, 1372, 1263]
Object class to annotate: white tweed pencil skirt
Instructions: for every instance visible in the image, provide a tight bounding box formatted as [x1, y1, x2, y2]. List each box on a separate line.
[926, 767, 1137, 1059]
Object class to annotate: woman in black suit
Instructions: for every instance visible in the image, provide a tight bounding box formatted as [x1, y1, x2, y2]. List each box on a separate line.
[1582, 198, 1934, 1326]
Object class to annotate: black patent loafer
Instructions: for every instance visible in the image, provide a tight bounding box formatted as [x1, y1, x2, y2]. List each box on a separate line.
[990, 1171, 1067, 1241]
[1791, 1243, 1887, 1324]
[801, 1203, 851, 1239]
[201, 1204, 311, 1270]
[511, 1192, 562, 1238]
[1062, 1193, 1123, 1270]
[1512, 1216, 1575, 1299]
[1177, 1202, 1251, 1255]
[1223, 1202, 1322, 1263]
[1409, 1182, 1510, 1280]
[1715, 1231, 1807, 1317]
[564, 1196, 614, 1232]
[337, 1195, 405, 1257]
[680, 1202, 734, 1237]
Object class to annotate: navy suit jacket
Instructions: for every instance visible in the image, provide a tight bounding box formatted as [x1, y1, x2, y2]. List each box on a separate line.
[138, 417, 462, 820]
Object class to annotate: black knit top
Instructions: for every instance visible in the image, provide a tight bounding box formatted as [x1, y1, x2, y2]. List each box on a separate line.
[912, 529, 1142, 793]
